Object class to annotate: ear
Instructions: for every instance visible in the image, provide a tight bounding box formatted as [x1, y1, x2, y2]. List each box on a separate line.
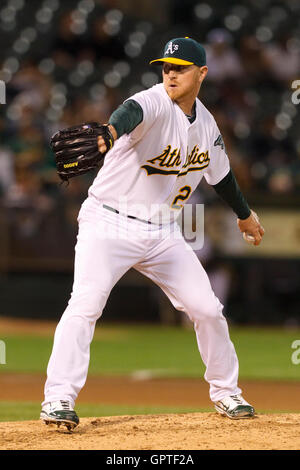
[199, 66, 208, 82]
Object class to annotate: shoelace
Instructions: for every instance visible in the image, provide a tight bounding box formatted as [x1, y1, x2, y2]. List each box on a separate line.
[60, 400, 71, 410]
[230, 395, 244, 405]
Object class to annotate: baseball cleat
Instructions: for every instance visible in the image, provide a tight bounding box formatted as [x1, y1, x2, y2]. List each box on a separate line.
[40, 400, 79, 430]
[214, 394, 255, 419]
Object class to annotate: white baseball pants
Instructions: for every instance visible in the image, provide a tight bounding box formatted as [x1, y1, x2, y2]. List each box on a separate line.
[43, 196, 241, 406]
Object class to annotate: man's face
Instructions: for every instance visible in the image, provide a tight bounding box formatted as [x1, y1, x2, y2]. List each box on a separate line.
[162, 63, 207, 103]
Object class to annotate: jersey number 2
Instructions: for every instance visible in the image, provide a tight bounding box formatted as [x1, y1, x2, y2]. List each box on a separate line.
[171, 185, 192, 209]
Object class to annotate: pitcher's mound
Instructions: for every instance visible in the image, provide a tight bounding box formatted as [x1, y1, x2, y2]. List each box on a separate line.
[1, 412, 299, 450]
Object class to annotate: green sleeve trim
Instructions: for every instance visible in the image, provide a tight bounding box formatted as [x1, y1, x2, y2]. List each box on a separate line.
[212, 169, 251, 220]
[108, 99, 143, 138]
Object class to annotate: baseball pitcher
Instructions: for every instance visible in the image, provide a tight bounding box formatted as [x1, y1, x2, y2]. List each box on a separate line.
[41, 37, 265, 430]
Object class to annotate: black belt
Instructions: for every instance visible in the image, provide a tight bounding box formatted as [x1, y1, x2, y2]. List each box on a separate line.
[103, 204, 161, 226]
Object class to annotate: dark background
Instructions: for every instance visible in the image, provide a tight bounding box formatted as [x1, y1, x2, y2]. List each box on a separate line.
[0, 0, 299, 325]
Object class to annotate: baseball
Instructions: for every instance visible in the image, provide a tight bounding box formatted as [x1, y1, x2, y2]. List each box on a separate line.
[243, 232, 255, 244]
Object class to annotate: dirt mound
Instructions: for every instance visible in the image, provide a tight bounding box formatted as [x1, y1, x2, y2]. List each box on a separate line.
[1, 413, 299, 450]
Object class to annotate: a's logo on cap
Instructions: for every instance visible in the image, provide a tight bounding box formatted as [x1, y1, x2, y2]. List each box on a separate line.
[165, 41, 179, 55]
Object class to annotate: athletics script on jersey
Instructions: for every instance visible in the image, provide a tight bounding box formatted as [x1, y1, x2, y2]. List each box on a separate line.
[141, 144, 210, 176]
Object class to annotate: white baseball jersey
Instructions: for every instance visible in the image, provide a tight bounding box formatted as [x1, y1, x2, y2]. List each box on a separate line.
[88, 83, 230, 224]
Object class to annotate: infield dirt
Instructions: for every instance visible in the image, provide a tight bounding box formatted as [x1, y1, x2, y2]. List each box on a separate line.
[1, 412, 300, 450]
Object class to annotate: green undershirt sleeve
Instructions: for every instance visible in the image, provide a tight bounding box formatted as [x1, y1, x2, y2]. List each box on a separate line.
[108, 99, 143, 138]
[212, 169, 251, 220]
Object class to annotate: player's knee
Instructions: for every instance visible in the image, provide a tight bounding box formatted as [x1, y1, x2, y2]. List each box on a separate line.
[190, 296, 223, 322]
[66, 288, 109, 320]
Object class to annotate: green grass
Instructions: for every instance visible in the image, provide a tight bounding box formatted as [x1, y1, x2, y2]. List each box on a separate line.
[231, 327, 300, 381]
[0, 401, 205, 422]
[0, 401, 296, 422]
[1, 324, 300, 381]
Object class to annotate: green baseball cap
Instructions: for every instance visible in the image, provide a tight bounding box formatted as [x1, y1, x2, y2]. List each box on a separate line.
[150, 37, 206, 67]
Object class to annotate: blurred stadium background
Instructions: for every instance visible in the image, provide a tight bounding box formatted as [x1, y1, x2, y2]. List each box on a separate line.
[0, 0, 300, 328]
